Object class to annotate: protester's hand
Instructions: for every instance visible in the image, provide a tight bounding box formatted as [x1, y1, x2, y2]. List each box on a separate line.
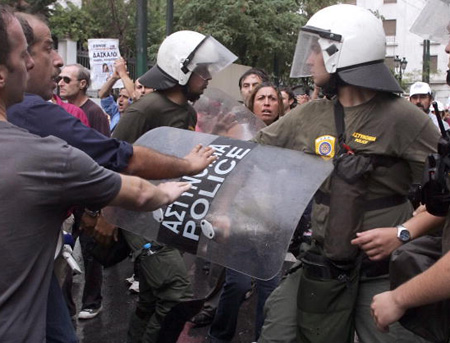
[79, 212, 99, 236]
[114, 57, 128, 78]
[93, 214, 118, 246]
[211, 113, 238, 136]
[296, 94, 310, 105]
[371, 291, 406, 333]
[133, 91, 142, 102]
[158, 181, 192, 204]
[413, 204, 427, 216]
[184, 144, 216, 175]
[351, 227, 401, 261]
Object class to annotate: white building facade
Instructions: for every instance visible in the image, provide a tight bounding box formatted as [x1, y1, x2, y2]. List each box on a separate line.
[348, 0, 449, 102]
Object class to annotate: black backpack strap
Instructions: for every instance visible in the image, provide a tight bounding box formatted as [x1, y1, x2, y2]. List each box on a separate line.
[333, 99, 347, 156]
[371, 154, 399, 168]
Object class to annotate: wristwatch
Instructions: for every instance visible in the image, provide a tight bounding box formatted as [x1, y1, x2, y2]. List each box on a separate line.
[84, 208, 101, 218]
[396, 224, 411, 243]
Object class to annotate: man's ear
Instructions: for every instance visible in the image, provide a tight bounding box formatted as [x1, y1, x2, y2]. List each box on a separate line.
[0, 65, 8, 90]
[79, 79, 87, 91]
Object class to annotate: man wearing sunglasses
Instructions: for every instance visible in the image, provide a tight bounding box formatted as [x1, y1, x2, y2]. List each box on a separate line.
[58, 63, 112, 323]
[7, 13, 215, 343]
[112, 30, 237, 342]
[59, 63, 110, 136]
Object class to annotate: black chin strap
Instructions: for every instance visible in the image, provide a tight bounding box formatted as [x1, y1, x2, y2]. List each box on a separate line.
[321, 73, 340, 99]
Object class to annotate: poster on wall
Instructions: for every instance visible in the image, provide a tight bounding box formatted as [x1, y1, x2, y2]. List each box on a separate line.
[88, 38, 124, 90]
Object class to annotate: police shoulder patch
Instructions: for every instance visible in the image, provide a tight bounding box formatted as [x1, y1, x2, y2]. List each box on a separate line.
[315, 135, 336, 158]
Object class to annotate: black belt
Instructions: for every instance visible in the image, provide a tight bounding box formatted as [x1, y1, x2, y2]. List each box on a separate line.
[360, 259, 389, 278]
[314, 190, 408, 212]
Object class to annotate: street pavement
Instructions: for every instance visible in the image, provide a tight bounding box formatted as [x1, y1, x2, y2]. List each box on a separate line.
[73, 257, 258, 343]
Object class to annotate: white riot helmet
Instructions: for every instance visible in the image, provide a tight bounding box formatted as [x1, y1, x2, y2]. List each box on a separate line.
[291, 4, 402, 93]
[140, 30, 237, 90]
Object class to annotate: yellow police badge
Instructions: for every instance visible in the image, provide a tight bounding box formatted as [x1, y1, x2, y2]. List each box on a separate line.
[315, 135, 336, 159]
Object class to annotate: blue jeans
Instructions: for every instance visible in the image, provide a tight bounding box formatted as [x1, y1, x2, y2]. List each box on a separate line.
[46, 273, 78, 343]
[209, 269, 280, 342]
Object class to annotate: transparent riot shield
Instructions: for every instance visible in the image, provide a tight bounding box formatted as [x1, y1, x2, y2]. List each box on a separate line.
[410, 0, 450, 44]
[104, 127, 333, 280]
[194, 87, 266, 140]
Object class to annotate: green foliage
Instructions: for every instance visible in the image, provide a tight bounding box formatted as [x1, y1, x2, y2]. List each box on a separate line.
[145, 0, 167, 63]
[44, 0, 343, 82]
[174, 0, 341, 83]
[48, 0, 166, 61]
[298, 0, 340, 17]
[81, 0, 136, 56]
[49, 2, 99, 43]
[174, 0, 303, 83]
[0, 0, 57, 16]
[48, 0, 138, 55]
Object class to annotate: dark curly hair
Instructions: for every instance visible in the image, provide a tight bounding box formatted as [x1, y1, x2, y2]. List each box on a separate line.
[247, 82, 284, 120]
[238, 68, 270, 90]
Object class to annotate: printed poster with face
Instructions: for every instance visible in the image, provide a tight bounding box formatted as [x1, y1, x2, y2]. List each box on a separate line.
[88, 38, 124, 90]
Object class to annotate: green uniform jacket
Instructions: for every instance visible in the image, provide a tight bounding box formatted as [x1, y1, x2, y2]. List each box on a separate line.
[253, 93, 439, 249]
[113, 91, 197, 144]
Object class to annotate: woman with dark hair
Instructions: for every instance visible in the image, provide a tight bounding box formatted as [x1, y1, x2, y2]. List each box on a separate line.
[248, 82, 284, 125]
[208, 82, 283, 343]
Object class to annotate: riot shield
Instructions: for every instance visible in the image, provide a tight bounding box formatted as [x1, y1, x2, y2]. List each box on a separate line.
[104, 127, 333, 280]
[194, 87, 266, 140]
[410, 0, 450, 44]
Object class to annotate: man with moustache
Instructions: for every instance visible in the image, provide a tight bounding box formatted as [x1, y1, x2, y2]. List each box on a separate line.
[409, 81, 449, 130]
[8, 13, 215, 343]
[0, 7, 192, 342]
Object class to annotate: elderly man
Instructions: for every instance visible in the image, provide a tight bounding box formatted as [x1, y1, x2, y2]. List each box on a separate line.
[409, 81, 449, 130]
[59, 63, 110, 135]
[0, 7, 191, 343]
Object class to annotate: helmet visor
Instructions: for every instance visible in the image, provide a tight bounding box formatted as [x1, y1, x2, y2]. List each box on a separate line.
[185, 36, 238, 80]
[410, 0, 450, 44]
[290, 31, 323, 78]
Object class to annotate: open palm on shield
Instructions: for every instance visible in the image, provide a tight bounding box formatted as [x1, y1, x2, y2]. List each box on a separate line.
[104, 92, 333, 280]
[194, 87, 267, 139]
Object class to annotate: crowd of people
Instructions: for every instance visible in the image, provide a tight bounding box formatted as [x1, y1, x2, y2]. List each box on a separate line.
[1, 1, 450, 343]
